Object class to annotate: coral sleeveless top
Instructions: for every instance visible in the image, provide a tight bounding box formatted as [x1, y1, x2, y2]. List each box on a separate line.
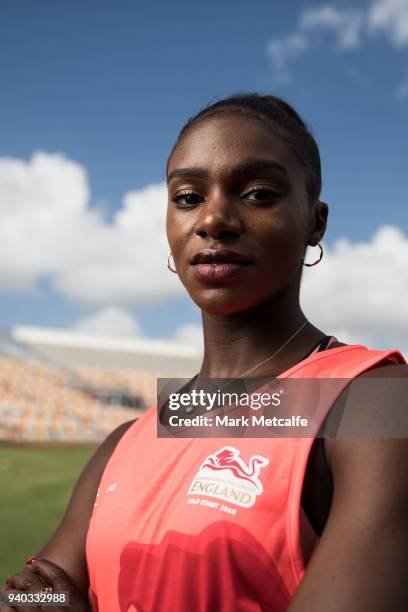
[86, 344, 406, 612]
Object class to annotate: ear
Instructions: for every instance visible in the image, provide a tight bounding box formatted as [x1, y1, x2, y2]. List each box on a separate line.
[309, 200, 328, 245]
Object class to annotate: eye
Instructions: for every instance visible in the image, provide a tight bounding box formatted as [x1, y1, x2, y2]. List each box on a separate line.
[172, 190, 204, 208]
[244, 186, 281, 203]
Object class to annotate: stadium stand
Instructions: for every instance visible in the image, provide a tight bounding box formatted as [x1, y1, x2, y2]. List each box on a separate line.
[0, 356, 158, 443]
[0, 325, 202, 444]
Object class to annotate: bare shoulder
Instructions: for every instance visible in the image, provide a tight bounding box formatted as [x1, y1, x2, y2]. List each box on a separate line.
[357, 361, 408, 379]
[34, 418, 138, 596]
[324, 359, 408, 489]
[324, 360, 408, 444]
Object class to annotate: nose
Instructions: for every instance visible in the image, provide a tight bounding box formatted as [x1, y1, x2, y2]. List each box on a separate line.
[194, 192, 242, 240]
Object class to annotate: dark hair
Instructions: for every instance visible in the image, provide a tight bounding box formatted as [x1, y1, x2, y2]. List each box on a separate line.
[167, 93, 322, 202]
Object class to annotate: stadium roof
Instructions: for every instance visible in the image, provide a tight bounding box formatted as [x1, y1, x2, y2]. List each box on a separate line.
[11, 325, 203, 375]
[0, 324, 32, 359]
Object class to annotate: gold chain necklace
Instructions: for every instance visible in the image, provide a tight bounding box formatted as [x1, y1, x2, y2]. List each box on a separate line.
[186, 320, 308, 413]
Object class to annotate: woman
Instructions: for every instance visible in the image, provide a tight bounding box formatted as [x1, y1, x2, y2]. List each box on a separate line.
[2, 94, 408, 612]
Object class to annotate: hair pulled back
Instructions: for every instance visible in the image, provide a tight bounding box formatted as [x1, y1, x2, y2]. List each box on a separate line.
[167, 93, 322, 202]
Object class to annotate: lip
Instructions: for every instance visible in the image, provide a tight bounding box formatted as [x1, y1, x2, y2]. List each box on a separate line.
[190, 248, 254, 265]
[190, 249, 254, 284]
[192, 262, 252, 283]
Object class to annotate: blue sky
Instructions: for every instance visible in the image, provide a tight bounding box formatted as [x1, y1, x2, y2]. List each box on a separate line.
[1, 0, 407, 350]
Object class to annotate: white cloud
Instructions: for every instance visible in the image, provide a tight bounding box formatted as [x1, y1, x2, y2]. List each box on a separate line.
[54, 182, 182, 305]
[301, 225, 408, 350]
[72, 307, 141, 337]
[0, 152, 184, 304]
[300, 6, 364, 49]
[1, 152, 408, 352]
[0, 152, 90, 291]
[266, 33, 309, 83]
[266, 4, 364, 80]
[266, 1, 408, 90]
[72, 308, 205, 349]
[368, 0, 408, 47]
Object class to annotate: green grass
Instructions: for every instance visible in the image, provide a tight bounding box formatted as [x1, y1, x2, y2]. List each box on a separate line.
[0, 444, 96, 583]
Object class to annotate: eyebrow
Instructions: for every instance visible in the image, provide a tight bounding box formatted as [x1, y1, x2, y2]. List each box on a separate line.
[166, 159, 288, 182]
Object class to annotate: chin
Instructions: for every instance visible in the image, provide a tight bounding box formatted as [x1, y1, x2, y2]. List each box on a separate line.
[191, 289, 261, 316]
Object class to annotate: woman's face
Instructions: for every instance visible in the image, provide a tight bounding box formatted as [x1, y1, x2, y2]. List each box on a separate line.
[166, 114, 327, 315]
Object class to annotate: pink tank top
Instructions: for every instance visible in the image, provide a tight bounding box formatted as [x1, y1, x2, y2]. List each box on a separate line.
[86, 344, 406, 612]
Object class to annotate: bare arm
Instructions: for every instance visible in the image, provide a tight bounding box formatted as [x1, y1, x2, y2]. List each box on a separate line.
[288, 364, 408, 611]
[12, 419, 137, 599]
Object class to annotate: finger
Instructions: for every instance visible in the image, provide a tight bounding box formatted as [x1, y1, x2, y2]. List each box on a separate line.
[25, 560, 83, 610]
[0, 587, 18, 611]
[2, 572, 48, 612]
[0, 588, 41, 612]
[0, 581, 20, 611]
[9, 573, 48, 593]
[25, 560, 70, 593]
[11, 585, 46, 612]
[4, 578, 15, 589]
[4, 570, 47, 612]
[25, 560, 89, 611]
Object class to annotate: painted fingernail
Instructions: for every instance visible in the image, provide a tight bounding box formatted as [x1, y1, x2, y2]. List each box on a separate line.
[26, 556, 39, 565]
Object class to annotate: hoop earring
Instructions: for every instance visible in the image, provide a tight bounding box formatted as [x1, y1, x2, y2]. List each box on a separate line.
[167, 253, 177, 273]
[303, 243, 323, 267]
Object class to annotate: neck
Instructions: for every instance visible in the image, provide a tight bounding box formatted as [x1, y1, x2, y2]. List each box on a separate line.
[198, 284, 325, 379]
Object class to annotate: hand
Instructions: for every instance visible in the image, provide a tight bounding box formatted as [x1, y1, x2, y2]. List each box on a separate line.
[0, 558, 92, 611]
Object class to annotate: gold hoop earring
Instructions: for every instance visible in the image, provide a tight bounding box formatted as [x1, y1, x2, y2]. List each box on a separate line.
[303, 243, 323, 267]
[167, 253, 177, 273]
